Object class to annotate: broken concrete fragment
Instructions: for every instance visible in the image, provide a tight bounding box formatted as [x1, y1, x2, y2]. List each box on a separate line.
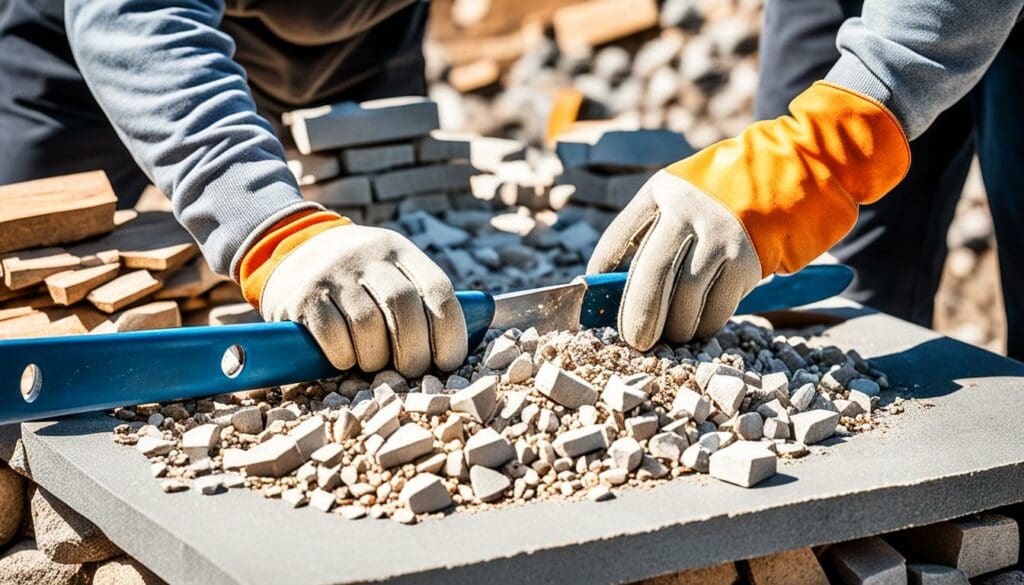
[849, 389, 874, 414]
[399, 473, 452, 514]
[194, 475, 226, 496]
[363, 401, 402, 439]
[434, 416, 464, 443]
[602, 374, 651, 412]
[648, 432, 687, 462]
[763, 417, 790, 440]
[281, 488, 307, 508]
[535, 361, 598, 409]
[416, 452, 447, 475]
[681, 444, 710, 473]
[134, 436, 174, 457]
[553, 425, 610, 458]
[707, 374, 746, 417]
[470, 465, 510, 503]
[588, 485, 615, 502]
[310, 444, 345, 467]
[790, 410, 840, 445]
[290, 416, 327, 459]
[465, 428, 515, 468]
[484, 335, 521, 369]
[499, 391, 529, 420]
[404, 393, 450, 416]
[827, 537, 906, 585]
[181, 423, 220, 462]
[695, 362, 744, 390]
[790, 384, 817, 412]
[734, 412, 764, 441]
[242, 435, 303, 477]
[376, 424, 435, 469]
[636, 455, 669, 480]
[506, 353, 534, 384]
[230, 406, 263, 435]
[332, 409, 362, 442]
[625, 414, 659, 441]
[450, 375, 498, 423]
[746, 548, 829, 585]
[891, 514, 1020, 578]
[31, 487, 120, 564]
[308, 489, 335, 513]
[708, 441, 777, 488]
[608, 437, 643, 471]
[672, 388, 711, 423]
[445, 451, 470, 481]
[906, 564, 969, 585]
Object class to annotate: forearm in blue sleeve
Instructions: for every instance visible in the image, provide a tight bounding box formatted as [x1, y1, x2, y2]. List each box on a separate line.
[64, 0, 322, 277]
[826, 0, 1024, 139]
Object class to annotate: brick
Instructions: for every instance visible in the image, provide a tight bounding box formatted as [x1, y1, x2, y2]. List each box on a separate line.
[399, 473, 452, 514]
[464, 428, 514, 468]
[376, 424, 435, 469]
[708, 441, 777, 487]
[397, 193, 450, 216]
[827, 537, 906, 585]
[450, 375, 498, 423]
[535, 361, 598, 409]
[672, 388, 711, 423]
[707, 374, 746, 417]
[341, 143, 416, 174]
[301, 176, 372, 207]
[556, 129, 694, 171]
[746, 548, 828, 585]
[243, 435, 303, 477]
[790, 410, 840, 445]
[890, 514, 1019, 578]
[372, 164, 477, 200]
[553, 425, 609, 458]
[289, 96, 439, 154]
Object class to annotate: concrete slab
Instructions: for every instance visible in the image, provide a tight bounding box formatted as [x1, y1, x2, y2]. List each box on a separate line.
[7, 302, 1024, 585]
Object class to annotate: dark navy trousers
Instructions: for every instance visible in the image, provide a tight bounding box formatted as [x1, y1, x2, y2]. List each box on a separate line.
[756, 0, 1024, 360]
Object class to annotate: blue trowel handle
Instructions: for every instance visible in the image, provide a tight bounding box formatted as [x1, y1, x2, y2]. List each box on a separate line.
[0, 291, 494, 425]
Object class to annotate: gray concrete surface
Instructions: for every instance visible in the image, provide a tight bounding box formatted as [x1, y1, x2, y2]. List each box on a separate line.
[6, 301, 1024, 585]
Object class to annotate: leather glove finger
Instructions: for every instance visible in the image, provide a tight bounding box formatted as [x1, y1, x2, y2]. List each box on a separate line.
[361, 262, 432, 378]
[296, 288, 357, 371]
[396, 247, 468, 372]
[333, 278, 391, 373]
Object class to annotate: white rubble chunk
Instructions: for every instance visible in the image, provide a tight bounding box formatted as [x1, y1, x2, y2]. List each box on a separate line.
[696, 362, 744, 390]
[464, 428, 515, 468]
[363, 400, 402, 439]
[243, 435, 303, 477]
[376, 424, 435, 469]
[194, 475, 226, 496]
[553, 425, 610, 458]
[648, 432, 687, 462]
[608, 437, 643, 471]
[416, 452, 447, 474]
[601, 374, 651, 412]
[434, 415, 464, 443]
[790, 410, 840, 445]
[399, 473, 453, 514]
[534, 361, 598, 409]
[136, 436, 174, 457]
[308, 489, 335, 513]
[332, 409, 362, 441]
[672, 388, 711, 423]
[636, 455, 669, 480]
[290, 416, 327, 459]
[709, 441, 777, 487]
[625, 414, 659, 441]
[849, 389, 874, 414]
[499, 391, 529, 420]
[790, 384, 817, 411]
[698, 431, 735, 453]
[470, 465, 511, 503]
[763, 417, 790, 440]
[588, 485, 615, 502]
[682, 444, 710, 473]
[182, 423, 220, 462]
[310, 443, 345, 467]
[761, 371, 790, 398]
[450, 375, 498, 423]
[506, 353, 534, 384]
[484, 335, 521, 370]
[707, 374, 746, 417]
[281, 488, 307, 508]
[734, 412, 764, 441]
[404, 393, 450, 416]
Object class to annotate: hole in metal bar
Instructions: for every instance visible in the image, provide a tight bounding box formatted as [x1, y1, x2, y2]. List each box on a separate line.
[221, 344, 246, 379]
[20, 364, 42, 403]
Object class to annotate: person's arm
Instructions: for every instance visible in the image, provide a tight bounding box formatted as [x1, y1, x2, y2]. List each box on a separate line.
[589, 0, 1023, 351]
[64, 0, 320, 277]
[827, 0, 1024, 140]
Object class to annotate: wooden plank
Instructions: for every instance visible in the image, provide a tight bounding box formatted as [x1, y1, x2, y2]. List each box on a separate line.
[552, 0, 658, 52]
[207, 283, 245, 306]
[0, 291, 55, 310]
[0, 306, 36, 322]
[209, 303, 261, 326]
[153, 259, 229, 300]
[0, 310, 90, 340]
[91, 300, 181, 333]
[44, 263, 121, 305]
[70, 211, 199, 272]
[0, 171, 117, 254]
[1, 247, 82, 290]
[87, 270, 161, 313]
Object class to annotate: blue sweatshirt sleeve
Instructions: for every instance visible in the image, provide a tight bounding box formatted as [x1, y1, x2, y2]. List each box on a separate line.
[64, 0, 323, 278]
[826, 0, 1024, 140]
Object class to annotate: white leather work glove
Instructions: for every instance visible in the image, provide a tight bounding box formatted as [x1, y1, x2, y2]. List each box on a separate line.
[239, 211, 467, 376]
[586, 170, 762, 351]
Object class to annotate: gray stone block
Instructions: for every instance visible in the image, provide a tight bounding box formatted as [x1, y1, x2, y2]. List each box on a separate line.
[464, 428, 514, 469]
[906, 564, 969, 585]
[827, 537, 906, 585]
[290, 96, 439, 154]
[535, 362, 598, 409]
[890, 514, 1020, 578]
[372, 164, 477, 200]
[301, 176, 373, 207]
[341, 143, 416, 174]
[556, 129, 693, 171]
[376, 424, 434, 469]
[556, 168, 651, 211]
[399, 473, 452, 514]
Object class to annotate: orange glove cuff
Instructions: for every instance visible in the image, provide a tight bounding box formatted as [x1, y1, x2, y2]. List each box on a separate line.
[239, 210, 352, 309]
[666, 81, 910, 276]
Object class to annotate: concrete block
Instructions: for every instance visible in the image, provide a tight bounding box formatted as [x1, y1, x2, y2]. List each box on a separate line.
[417, 131, 526, 173]
[181, 424, 220, 463]
[399, 473, 452, 514]
[708, 441, 777, 487]
[648, 432, 687, 462]
[470, 466, 510, 503]
[906, 564, 969, 585]
[707, 374, 746, 417]
[553, 425, 610, 458]
[290, 416, 327, 459]
[827, 537, 906, 585]
[287, 152, 341, 186]
[243, 435, 303, 478]
[341, 143, 416, 174]
[672, 388, 711, 423]
[790, 410, 840, 445]
[535, 361, 598, 409]
[397, 193, 450, 216]
[404, 393, 450, 416]
[31, 487, 120, 563]
[556, 129, 693, 171]
[557, 168, 651, 210]
[890, 514, 1019, 577]
[363, 401, 402, 439]
[608, 437, 643, 471]
[464, 428, 515, 469]
[746, 548, 828, 585]
[450, 375, 498, 423]
[601, 373, 651, 412]
[376, 424, 435, 469]
[290, 96, 439, 154]
[301, 176, 373, 207]
[372, 164, 477, 200]
[625, 414, 660, 441]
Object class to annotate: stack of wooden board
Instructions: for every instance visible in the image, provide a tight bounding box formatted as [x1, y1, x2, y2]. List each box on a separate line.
[0, 172, 256, 340]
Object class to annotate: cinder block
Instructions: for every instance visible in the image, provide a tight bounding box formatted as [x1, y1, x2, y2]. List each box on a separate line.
[827, 537, 906, 585]
[301, 176, 372, 207]
[289, 96, 439, 154]
[890, 514, 1019, 578]
[372, 164, 477, 200]
[340, 143, 416, 174]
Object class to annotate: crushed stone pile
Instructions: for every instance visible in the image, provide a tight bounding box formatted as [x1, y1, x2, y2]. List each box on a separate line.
[112, 316, 900, 524]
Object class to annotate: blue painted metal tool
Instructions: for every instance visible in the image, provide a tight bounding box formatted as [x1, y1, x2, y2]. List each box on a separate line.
[0, 265, 851, 424]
